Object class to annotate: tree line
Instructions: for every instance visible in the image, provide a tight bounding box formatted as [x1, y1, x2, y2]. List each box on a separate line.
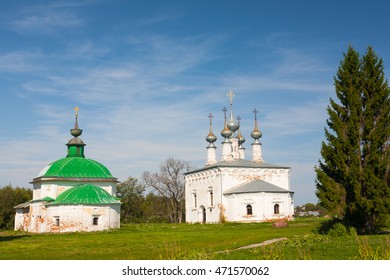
[116, 158, 190, 223]
[0, 185, 32, 230]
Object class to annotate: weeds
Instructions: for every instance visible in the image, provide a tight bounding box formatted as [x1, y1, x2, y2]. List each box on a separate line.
[356, 236, 390, 260]
[250, 243, 285, 260]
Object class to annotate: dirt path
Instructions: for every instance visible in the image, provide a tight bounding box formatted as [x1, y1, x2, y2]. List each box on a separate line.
[216, 237, 287, 253]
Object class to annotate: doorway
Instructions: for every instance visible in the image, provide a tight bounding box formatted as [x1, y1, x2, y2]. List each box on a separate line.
[199, 205, 206, 223]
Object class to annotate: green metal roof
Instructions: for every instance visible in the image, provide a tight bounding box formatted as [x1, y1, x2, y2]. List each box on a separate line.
[48, 184, 121, 205]
[224, 180, 294, 195]
[37, 157, 114, 179]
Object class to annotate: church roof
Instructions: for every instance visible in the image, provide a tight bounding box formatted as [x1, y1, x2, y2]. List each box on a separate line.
[14, 197, 55, 209]
[33, 108, 116, 182]
[224, 179, 293, 194]
[48, 184, 121, 206]
[14, 201, 31, 209]
[186, 158, 289, 175]
[36, 157, 114, 179]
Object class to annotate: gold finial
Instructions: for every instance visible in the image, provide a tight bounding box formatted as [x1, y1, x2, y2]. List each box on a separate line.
[75, 106, 79, 117]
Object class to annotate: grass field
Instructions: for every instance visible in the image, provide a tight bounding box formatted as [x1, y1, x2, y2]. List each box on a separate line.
[0, 218, 389, 260]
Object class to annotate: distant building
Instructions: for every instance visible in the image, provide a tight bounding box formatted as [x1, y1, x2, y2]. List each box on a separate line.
[14, 108, 121, 233]
[185, 92, 294, 223]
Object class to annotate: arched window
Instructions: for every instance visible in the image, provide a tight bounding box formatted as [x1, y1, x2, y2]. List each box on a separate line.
[274, 204, 280, 214]
[246, 204, 253, 215]
[93, 216, 99, 226]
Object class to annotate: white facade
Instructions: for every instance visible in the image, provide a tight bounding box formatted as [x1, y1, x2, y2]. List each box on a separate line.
[14, 111, 121, 233]
[185, 93, 294, 223]
[185, 161, 294, 223]
[15, 179, 120, 233]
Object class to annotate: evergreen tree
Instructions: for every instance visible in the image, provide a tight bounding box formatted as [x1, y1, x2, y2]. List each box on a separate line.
[358, 47, 390, 232]
[315, 46, 390, 233]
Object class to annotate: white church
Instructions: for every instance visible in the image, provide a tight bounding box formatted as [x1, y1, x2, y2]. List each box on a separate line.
[185, 92, 294, 223]
[14, 108, 121, 233]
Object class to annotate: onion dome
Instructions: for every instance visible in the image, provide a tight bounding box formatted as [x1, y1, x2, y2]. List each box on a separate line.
[206, 113, 217, 146]
[237, 116, 245, 146]
[251, 108, 262, 141]
[221, 107, 233, 139]
[34, 107, 116, 181]
[67, 106, 86, 158]
[227, 91, 239, 133]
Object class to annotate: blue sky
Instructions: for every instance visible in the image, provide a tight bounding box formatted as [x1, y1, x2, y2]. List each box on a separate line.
[1, 0, 389, 206]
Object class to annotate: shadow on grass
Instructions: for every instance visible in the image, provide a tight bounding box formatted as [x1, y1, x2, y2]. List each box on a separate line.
[317, 218, 343, 234]
[0, 235, 31, 242]
[318, 218, 390, 236]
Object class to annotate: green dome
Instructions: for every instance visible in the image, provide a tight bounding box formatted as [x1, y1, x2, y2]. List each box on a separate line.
[49, 184, 121, 205]
[37, 157, 114, 179]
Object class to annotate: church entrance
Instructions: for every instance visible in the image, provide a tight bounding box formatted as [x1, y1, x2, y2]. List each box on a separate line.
[199, 206, 206, 223]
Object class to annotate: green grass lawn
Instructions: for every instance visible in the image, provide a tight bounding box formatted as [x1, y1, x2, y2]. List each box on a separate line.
[0, 218, 388, 260]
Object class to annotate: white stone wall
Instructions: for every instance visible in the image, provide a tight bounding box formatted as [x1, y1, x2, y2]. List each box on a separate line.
[32, 180, 117, 201]
[224, 192, 294, 222]
[221, 167, 290, 191]
[185, 165, 293, 223]
[185, 169, 222, 223]
[44, 205, 120, 233]
[14, 209, 29, 231]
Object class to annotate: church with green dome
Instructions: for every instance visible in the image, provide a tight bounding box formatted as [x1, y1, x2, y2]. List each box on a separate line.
[14, 108, 121, 233]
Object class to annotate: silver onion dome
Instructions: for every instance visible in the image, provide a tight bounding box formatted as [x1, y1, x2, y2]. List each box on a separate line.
[206, 113, 217, 145]
[227, 90, 239, 133]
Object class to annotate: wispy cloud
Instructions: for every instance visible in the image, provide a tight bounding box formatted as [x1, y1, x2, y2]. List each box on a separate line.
[8, 2, 85, 34]
[0, 51, 44, 72]
[262, 100, 328, 137]
[136, 12, 182, 26]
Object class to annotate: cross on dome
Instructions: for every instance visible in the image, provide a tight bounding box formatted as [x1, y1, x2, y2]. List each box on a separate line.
[251, 108, 262, 141]
[227, 90, 235, 105]
[221, 107, 232, 139]
[206, 113, 217, 145]
[227, 91, 239, 133]
[253, 108, 258, 120]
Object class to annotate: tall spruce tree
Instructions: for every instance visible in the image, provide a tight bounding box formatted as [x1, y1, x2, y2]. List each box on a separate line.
[315, 46, 390, 233]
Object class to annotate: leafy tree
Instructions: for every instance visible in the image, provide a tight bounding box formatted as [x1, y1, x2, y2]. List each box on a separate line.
[315, 46, 390, 233]
[0, 185, 32, 230]
[142, 193, 171, 223]
[142, 158, 191, 223]
[116, 177, 145, 223]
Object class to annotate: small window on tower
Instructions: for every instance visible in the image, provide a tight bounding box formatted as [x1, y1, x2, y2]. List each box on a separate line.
[54, 216, 60, 226]
[93, 216, 99, 226]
